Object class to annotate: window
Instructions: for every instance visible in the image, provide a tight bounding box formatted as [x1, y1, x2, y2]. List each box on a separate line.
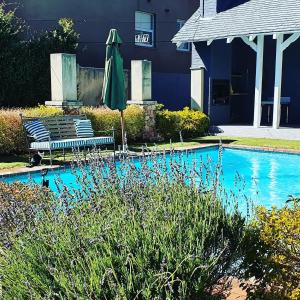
[177, 20, 190, 51]
[135, 11, 155, 47]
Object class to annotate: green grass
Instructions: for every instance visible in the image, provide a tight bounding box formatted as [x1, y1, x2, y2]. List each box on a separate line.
[1, 136, 300, 171]
[199, 136, 300, 150]
[0, 155, 28, 170]
[130, 136, 300, 151]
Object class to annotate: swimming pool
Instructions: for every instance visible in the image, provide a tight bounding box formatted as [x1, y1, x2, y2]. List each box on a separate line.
[1, 146, 300, 209]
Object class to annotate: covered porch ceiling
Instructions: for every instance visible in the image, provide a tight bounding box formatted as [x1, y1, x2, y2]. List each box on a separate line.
[173, 0, 300, 129]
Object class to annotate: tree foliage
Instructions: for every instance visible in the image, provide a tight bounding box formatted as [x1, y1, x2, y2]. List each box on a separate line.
[0, 3, 79, 107]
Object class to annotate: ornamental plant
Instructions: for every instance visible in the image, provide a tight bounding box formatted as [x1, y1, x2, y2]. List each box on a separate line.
[156, 106, 210, 140]
[242, 198, 300, 299]
[0, 182, 54, 249]
[0, 149, 248, 299]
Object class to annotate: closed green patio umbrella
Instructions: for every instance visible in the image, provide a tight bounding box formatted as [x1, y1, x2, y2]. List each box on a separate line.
[102, 28, 127, 151]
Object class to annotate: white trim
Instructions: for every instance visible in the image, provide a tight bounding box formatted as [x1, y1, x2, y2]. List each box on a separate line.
[272, 33, 284, 129]
[207, 39, 214, 46]
[173, 30, 300, 44]
[135, 11, 155, 48]
[253, 35, 264, 128]
[272, 32, 300, 128]
[281, 32, 300, 51]
[249, 35, 257, 42]
[241, 36, 257, 52]
[226, 37, 235, 43]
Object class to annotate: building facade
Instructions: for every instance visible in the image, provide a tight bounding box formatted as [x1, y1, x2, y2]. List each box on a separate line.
[17, 0, 199, 110]
[174, 0, 300, 127]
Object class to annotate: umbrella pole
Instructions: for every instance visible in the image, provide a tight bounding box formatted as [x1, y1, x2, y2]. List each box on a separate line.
[120, 110, 125, 153]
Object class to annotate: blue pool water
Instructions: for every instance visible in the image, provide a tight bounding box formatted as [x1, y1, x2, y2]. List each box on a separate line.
[2, 147, 300, 209]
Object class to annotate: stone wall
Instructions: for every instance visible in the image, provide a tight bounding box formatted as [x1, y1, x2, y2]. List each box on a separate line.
[142, 104, 158, 141]
[77, 66, 130, 106]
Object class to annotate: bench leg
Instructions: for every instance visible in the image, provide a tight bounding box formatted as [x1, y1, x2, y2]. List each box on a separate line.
[49, 149, 52, 166]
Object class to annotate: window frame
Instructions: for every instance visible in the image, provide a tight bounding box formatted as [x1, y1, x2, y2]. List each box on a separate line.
[135, 11, 155, 48]
[176, 19, 191, 52]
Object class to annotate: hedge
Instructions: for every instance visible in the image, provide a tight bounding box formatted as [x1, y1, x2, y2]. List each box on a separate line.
[0, 105, 145, 155]
[156, 107, 210, 140]
[82, 105, 145, 142]
[0, 105, 210, 155]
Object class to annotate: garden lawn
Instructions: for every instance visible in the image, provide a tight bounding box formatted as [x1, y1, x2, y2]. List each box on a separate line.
[1, 136, 300, 171]
[200, 136, 300, 150]
[130, 136, 300, 151]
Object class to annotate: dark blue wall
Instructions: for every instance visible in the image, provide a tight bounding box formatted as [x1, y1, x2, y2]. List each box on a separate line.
[217, 0, 249, 12]
[209, 40, 232, 125]
[193, 40, 232, 125]
[230, 38, 256, 124]
[152, 72, 190, 110]
[281, 38, 300, 124]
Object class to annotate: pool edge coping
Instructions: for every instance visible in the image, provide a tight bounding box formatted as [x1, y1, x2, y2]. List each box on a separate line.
[223, 144, 300, 155]
[1, 143, 299, 178]
[0, 144, 218, 178]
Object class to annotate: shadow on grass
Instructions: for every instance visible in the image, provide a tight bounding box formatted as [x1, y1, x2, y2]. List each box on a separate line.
[197, 138, 238, 145]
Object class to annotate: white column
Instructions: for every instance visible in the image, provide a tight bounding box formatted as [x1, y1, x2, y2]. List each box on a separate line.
[191, 68, 204, 111]
[131, 60, 152, 102]
[273, 34, 284, 129]
[253, 35, 264, 128]
[46, 53, 82, 108]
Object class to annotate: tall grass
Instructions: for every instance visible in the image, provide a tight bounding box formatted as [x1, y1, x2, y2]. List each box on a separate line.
[0, 149, 248, 299]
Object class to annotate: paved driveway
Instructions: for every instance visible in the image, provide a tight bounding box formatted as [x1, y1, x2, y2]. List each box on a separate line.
[211, 125, 300, 140]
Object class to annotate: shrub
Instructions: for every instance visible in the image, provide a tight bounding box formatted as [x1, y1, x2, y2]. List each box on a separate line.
[242, 200, 300, 299]
[156, 106, 210, 140]
[0, 106, 63, 154]
[0, 151, 246, 299]
[0, 109, 25, 154]
[23, 104, 63, 118]
[82, 105, 145, 142]
[0, 105, 144, 154]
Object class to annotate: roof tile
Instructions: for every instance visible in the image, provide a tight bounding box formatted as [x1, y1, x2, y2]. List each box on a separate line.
[173, 0, 300, 42]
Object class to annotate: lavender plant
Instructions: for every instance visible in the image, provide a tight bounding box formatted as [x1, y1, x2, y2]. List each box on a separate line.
[0, 149, 248, 299]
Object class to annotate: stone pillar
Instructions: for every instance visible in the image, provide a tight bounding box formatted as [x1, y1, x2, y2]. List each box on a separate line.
[131, 60, 152, 101]
[128, 60, 158, 141]
[191, 68, 204, 111]
[45, 53, 82, 112]
[137, 102, 158, 141]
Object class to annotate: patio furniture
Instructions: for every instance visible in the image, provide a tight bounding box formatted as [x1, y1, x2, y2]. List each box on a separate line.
[262, 97, 291, 124]
[20, 114, 115, 164]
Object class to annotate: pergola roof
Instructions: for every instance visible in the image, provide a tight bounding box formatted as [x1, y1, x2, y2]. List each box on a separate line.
[173, 0, 300, 43]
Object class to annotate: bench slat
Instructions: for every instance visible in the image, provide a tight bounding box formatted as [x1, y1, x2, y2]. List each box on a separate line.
[40, 115, 87, 140]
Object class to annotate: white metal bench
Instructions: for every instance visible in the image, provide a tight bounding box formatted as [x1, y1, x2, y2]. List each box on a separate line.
[20, 114, 115, 164]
